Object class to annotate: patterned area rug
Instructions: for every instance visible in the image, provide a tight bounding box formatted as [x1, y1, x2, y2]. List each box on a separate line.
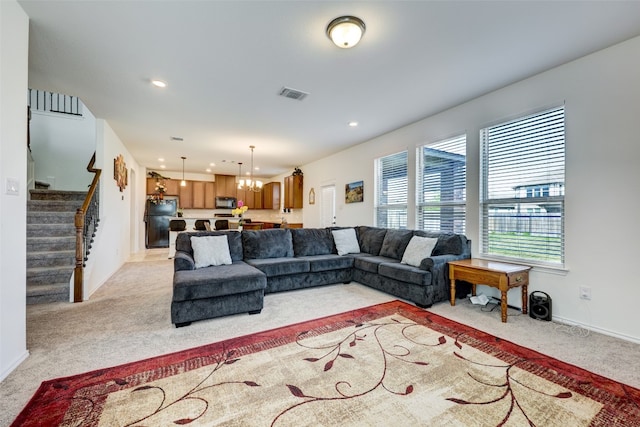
[12, 301, 640, 426]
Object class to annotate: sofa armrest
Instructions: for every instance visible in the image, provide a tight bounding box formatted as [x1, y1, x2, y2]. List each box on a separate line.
[420, 253, 468, 271]
[419, 253, 471, 291]
[174, 251, 195, 272]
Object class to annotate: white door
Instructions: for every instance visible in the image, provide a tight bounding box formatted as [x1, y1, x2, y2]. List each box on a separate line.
[320, 185, 336, 227]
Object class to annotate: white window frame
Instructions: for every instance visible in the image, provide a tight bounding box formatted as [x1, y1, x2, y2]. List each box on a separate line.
[416, 134, 466, 234]
[480, 105, 565, 267]
[375, 150, 408, 229]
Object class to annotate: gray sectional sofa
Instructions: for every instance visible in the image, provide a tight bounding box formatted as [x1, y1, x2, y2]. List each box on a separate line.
[171, 226, 471, 327]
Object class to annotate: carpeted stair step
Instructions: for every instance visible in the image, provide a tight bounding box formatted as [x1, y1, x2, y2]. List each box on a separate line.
[27, 250, 75, 268]
[27, 223, 75, 237]
[29, 189, 87, 202]
[27, 236, 75, 252]
[27, 200, 83, 212]
[28, 211, 76, 225]
[26, 283, 69, 304]
[27, 265, 74, 285]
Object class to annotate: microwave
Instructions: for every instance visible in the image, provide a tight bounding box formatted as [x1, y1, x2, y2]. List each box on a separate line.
[215, 196, 237, 209]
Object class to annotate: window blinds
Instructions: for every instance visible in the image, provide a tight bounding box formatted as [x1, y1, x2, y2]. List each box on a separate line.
[417, 134, 466, 233]
[480, 106, 565, 265]
[375, 151, 408, 229]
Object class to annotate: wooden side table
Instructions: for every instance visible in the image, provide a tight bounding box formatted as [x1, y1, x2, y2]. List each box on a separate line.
[448, 259, 531, 323]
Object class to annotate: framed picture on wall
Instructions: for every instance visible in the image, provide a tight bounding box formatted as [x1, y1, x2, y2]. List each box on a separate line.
[345, 181, 363, 203]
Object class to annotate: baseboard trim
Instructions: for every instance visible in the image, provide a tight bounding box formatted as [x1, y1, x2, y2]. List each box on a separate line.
[552, 315, 640, 344]
[0, 350, 29, 382]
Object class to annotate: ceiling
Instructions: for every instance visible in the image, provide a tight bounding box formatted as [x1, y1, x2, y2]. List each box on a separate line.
[19, 1, 640, 179]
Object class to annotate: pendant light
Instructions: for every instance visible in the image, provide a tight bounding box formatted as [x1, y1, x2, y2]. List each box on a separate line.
[238, 146, 263, 192]
[236, 162, 243, 189]
[180, 156, 186, 187]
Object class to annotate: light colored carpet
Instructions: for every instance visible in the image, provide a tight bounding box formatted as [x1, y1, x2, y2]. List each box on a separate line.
[1, 249, 639, 426]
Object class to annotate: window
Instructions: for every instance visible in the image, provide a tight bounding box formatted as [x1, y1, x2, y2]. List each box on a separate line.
[416, 134, 466, 233]
[375, 151, 408, 228]
[480, 106, 565, 266]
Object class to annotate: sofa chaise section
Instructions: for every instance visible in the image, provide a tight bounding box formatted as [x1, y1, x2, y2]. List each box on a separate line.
[172, 231, 267, 327]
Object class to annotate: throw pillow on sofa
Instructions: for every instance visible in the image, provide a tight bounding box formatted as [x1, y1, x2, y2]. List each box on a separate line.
[401, 236, 438, 267]
[332, 228, 360, 255]
[191, 235, 232, 268]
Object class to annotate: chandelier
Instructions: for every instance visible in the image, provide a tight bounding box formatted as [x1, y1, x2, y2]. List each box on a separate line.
[237, 145, 263, 192]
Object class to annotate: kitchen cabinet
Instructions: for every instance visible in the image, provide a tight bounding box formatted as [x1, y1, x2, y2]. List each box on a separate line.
[215, 175, 237, 198]
[262, 182, 280, 210]
[204, 182, 215, 208]
[179, 181, 193, 208]
[146, 178, 179, 196]
[192, 181, 206, 208]
[284, 175, 303, 209]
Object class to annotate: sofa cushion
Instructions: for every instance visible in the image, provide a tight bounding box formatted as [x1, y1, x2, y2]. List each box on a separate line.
[401, 236, 438, 267]
[353, 255, 398, 274]
[356, 226, 387, 256]
[332, 228, 361, 255]
[412, 231, 465, 256]
[378, 262, 431, 286]
[176, 231, 243, 262]
[301, 254, 355, 272]
[433, 233, 464, 256]
[291, 228, 334, 256]
[379, 229, 414, 260]
[191, 235, 233, 268]
[242, 229, 293, 260]
[172, 261, 266, 302]
[245, 257, 309, 277]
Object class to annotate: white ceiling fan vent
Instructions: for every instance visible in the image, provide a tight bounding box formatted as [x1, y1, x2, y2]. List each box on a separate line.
[279, 86, 309, 101]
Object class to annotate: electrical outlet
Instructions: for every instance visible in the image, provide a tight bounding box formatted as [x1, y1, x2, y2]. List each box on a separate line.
[579, 286, 592, 300]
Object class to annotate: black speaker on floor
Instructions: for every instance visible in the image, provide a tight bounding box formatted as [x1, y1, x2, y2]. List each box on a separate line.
[529, 291, 552, 321]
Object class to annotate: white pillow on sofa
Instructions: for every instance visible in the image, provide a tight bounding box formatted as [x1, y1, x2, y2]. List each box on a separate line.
[331, 228, 360, 256]
[191, 235, 232, 268]
[401, 236, 438, 267]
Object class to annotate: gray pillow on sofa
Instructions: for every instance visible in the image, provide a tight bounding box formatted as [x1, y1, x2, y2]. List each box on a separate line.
[379, 229, 414, 260]
[242, 229, 294, 259]
[291, 228, 334, 256]
[356, 226, 387, 256]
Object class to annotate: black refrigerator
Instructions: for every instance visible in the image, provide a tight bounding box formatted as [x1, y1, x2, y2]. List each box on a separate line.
[144, 199, 177, 248]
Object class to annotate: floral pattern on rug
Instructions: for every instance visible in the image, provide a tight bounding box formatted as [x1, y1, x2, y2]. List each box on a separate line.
[11, 301, 640, 426]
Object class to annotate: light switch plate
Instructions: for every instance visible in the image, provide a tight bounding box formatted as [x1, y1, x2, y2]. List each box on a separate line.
[6, 178, 19, 196]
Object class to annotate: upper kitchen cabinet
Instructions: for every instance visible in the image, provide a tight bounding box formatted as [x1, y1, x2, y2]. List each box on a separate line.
[215, 175, 237, 199]
[178, 181, 193, 209]
[146, 178, 179, 196]
[284, 175, 303, 209]
[262, 182, 281, 210]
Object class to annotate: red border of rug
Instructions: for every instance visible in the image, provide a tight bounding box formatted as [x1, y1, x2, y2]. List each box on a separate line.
[12, 300, 640, 426]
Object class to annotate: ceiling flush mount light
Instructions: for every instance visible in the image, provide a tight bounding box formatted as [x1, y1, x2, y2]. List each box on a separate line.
[326, 16, 366, 48]
[238, 146, 263, 192]
[180, 156, 186, 187]
[151, 79, 167, 88]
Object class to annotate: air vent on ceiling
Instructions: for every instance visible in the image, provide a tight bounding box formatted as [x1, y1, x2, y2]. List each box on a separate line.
[279, 86, 309, 101]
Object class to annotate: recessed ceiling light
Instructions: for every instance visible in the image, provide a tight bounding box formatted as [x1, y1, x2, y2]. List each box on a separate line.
[206, 168, 211, 172]
[349, 121, 359, 127]
[160, 165, 166, 169]
[209, 162, 216, 167]
[151, 79, 167, 88]
[158, 158, 165, 162]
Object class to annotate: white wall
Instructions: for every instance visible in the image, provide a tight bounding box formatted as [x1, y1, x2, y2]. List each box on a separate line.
[82, 119, 145, 298]
[0, 0, 29, 382]
[29, 106, 96, 190]
[301, 35, 640, 343]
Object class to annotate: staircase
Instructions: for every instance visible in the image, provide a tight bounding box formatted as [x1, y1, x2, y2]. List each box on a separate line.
[27, 189, 87, 304]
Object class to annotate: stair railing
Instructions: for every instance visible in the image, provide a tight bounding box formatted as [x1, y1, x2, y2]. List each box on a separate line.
[74, 153, 101, 302]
